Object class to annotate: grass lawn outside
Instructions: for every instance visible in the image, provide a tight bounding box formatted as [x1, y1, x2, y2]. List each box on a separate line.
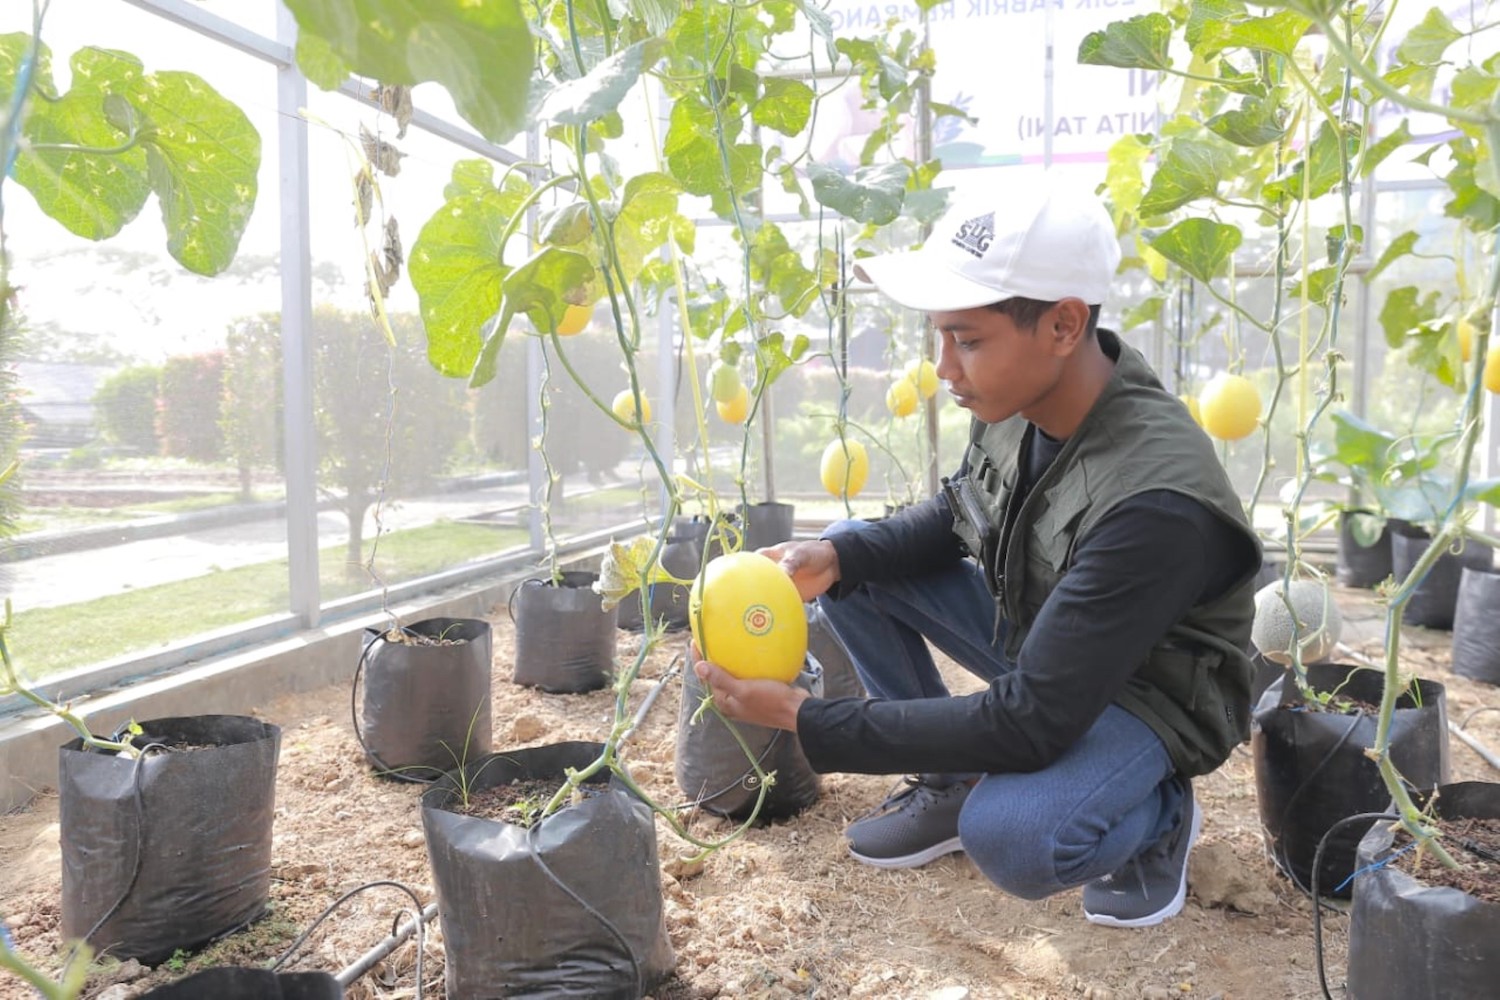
[15, 492, 252, 535]
[6, 521, 529, 682]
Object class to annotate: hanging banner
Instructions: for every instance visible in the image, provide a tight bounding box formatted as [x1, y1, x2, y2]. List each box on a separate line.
[817, 0, 1163, 167]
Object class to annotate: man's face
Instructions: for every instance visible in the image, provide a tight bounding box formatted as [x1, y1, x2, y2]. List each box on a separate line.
[929, 305, 1064, 425]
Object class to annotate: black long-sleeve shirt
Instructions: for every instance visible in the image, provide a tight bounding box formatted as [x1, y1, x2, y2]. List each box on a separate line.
[796, 428, 1258, 776]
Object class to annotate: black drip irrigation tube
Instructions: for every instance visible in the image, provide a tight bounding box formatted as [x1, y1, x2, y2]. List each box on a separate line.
[1311, 811, 1399, 1000]
[272, 880, 432, 998]
[335, 902, 439, 989]
[621, 656, 683, 744]
[1272, 710, 1367, 900]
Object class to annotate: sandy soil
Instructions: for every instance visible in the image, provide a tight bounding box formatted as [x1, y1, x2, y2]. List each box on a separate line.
[3, 583, 1499, 1000]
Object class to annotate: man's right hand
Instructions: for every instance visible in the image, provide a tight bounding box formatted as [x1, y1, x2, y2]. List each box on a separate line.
[756, 539, 841, 602]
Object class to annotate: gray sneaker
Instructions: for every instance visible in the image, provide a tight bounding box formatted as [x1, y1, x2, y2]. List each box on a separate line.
[1082, 782, 1203, 928]
[846, 776, 970, 869]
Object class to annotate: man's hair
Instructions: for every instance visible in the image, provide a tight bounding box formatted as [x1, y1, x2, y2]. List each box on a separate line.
[986, 298, 1102, 337]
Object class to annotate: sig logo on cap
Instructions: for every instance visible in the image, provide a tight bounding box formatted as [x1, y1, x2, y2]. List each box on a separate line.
[951, 212, 995, 258]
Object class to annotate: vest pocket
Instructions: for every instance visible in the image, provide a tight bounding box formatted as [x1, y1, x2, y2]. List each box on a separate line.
[1148, 639, 1247, 766]
[1153, 640, 1212, 710]
[1033, 487, 1090, 572]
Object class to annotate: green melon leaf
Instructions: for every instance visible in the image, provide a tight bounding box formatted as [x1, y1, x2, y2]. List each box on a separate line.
[1077, 14, 1173, 71]
[1395, 8, 1461, 66]
[1104, 133, 1152, 224]
[293, 30, 348, 91]
[1185, 0, 1246, 49]
[1328, 410, 1396, 476]
[410, 165, 527, 377]
[1122, 294, 1166, 331]
[808, 162, 905, 225]
[283, 0, 532, 144]
[1359, 119, 1411, 178]
[1196, 10, 1310, 59]
[1138, 136, 1233, 216]
[132, 69, 261, 275]
[1377, 284, 1440, 349]
[501, 246, 596, 340]
[753, 77, 814, 136]
[1205, 95, 1287, 147]
[615, 172, 688, 280]
[1146, 218, 1243, 284]
[787, 0, 836, 61]
[536, 40, 661, 126]
[1365, 230, 1418, 283]
[1466, 479, 1500, 508]
[628, 0, 680, 36]
[10, 43, 151, 242]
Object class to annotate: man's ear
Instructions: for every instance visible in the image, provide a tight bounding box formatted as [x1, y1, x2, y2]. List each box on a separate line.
[1049, 298, 1092, 355]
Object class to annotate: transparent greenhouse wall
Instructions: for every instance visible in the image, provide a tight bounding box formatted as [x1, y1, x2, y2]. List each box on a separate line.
[533, 322, 662, 544]
[0, 0, 651, 687]
[3, 0, 1496, 693]
[1, 2, 289, 683]
[300, 89, 540, 606]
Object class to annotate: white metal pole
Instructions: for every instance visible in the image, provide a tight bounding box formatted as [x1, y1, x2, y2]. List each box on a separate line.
[276, 3, 320, 626]
[1043, 1, 1055, 171]
[1484, 298, 1499, 536]
[525, 130, 547, 557]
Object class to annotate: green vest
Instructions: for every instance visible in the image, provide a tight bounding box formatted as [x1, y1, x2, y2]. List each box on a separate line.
[951, 330, 1261, 777]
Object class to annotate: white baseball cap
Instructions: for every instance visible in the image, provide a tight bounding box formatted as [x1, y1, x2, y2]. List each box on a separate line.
[855, 174, 1122, 311]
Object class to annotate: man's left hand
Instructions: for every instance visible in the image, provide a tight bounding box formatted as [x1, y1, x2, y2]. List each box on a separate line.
[693, 660, 809, 732]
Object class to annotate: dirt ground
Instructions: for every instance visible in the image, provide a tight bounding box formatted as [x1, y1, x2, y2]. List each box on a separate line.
[3, 582, 1499, 1000]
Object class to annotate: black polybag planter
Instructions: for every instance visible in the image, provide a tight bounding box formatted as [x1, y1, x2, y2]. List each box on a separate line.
[139, 968, 343, 999]
[512, 571, 617, 692]
[1346, 782, 1500, 999]
[807, 603, 865, 700]
[358, 617, 493, 778]
[60, 715, 280, 964]
[1390, 526, 1494, 629]
[739, 501, 795, 552]
[675, 653, 823, 819]
[1251, 664, 1448, 899]
[1337, 510, 1394, 589]
[421, 741, 674, 999]
[1452, 565, 1500, 685]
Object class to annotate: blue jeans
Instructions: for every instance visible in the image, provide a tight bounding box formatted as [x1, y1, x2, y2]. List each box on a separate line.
[817, 519, 1185, 899]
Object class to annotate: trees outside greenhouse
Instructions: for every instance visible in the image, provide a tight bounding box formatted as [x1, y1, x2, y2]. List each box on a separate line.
[3, 0, 1500, 997]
